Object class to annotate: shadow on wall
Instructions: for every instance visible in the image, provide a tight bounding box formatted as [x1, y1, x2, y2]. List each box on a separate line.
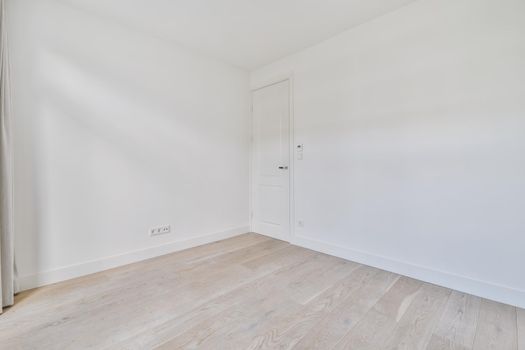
[11, 0, 248, 290]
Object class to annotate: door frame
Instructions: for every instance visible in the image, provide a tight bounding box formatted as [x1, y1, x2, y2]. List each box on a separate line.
[249, 74, 295, 243]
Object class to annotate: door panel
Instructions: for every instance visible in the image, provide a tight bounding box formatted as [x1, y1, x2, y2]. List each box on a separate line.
[252, 80, 290, 241]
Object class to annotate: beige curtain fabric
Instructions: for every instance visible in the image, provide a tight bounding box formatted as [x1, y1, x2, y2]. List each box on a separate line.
[0, 0, 14, 313]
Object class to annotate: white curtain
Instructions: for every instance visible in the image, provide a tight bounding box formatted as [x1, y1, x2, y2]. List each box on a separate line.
[0, 0, 14, 313]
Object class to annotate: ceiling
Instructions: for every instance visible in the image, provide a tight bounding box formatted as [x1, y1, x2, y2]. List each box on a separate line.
[65, 0, 417, 70]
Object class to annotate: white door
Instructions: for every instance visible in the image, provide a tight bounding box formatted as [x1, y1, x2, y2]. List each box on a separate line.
[251, 80, 290, 241]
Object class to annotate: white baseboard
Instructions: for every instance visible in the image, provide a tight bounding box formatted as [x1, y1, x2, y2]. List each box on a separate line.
[16, 225, 250, 292]
[291, 234, 525, 309]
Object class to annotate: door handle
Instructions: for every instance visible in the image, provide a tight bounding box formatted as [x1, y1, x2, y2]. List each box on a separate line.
[278, 166, 289, 170]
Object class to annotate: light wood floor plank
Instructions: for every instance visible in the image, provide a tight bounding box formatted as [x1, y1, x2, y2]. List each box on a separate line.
[4, 232, 272, 323]
[473, 299, 518, 350]
[518, 308, 525, 350]
[112, 244, 318, 349]
[244, 265, 384, 350]
[0, 235, 287, 349]
[0, 233, 519, 350]
[5, 236, 279, 322]
[332, 276, 423, 350]
[426, 291, 481, 350]
[290, 268, 399, 350]
[154, 253, 357, 349]
[380, 283, 451, 349]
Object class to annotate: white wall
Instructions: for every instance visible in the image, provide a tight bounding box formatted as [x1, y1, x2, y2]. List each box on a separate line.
[8, 0, 250, 290]
[251, 0, 525, 307]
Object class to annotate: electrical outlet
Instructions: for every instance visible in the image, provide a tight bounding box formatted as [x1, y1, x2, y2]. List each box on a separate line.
[149, 224, 171, 237]
[297, 144, 304, 160]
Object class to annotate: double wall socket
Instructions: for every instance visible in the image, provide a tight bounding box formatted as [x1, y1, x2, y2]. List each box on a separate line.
[149, 224, 171, 236]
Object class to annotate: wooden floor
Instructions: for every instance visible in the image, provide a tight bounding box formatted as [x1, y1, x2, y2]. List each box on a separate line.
[0, 233, 523, 349]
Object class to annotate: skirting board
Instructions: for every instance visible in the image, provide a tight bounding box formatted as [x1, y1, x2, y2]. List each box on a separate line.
[290, 234, 525, 309]
[16, 225, 250, 292]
